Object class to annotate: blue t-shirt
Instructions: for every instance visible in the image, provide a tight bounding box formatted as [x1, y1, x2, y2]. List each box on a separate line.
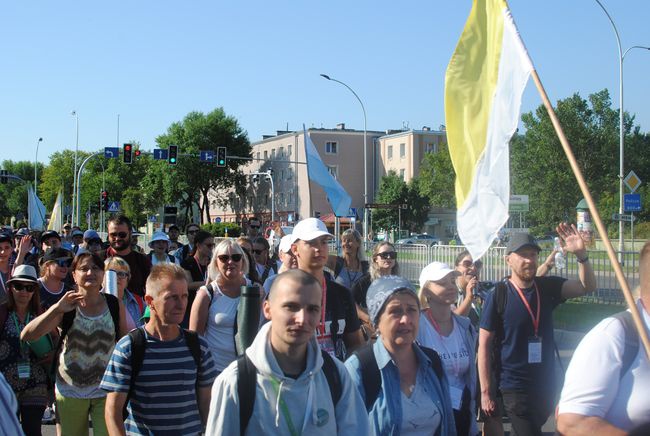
[480, 276, 566, 392]
[100, 328, 218, 435]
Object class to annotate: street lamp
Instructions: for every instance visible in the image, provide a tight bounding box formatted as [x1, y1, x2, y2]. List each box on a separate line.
[71, 110, 79, 226]
[320, 74, 369, 244]
[34, 137, 43, 193]
[594, 0, 650, 261]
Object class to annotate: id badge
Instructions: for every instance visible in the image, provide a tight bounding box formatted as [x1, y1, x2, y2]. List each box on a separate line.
[449, 386, 463, 409]
[17, 360, 31, 379]
[528, 337, 542, 363]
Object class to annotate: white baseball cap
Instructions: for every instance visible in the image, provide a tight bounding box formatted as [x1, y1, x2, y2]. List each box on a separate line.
[419, 262, 457, 289]
[278, 234, 297, 253]
[292, 218, 334, 242]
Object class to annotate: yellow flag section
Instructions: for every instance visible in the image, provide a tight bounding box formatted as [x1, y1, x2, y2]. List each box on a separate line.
[445, 0, 533, 260]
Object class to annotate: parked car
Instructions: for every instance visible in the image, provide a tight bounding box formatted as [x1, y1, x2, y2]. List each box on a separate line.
[395, 234, 441, 246]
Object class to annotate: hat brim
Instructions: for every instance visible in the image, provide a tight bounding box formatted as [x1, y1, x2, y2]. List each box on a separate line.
[507, 243, 541, 254]
[294, 230, 334, 242]
[6, 276, 38, 286]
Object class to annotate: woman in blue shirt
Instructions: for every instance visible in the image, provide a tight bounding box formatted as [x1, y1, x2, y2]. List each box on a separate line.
[345, 275, 456, 435]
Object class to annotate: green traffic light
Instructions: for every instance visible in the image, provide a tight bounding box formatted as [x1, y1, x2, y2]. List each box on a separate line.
[170, 158, 176, 163]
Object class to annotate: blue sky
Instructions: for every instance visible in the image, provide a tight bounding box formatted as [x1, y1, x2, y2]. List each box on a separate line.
[1, 0, 648, 165]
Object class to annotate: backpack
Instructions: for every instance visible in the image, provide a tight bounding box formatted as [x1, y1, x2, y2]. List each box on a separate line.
[611, 310, 640, 378]
[236, 348, 342, 435]
[123, 327, 201, 420]
[353, 343, 444, 411]
[260, 262, 278, 284]
[333, 257, 369, 280]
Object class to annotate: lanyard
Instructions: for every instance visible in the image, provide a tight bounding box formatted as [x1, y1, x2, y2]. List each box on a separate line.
[509, 279, 540, 337]
[425, 309, 461, 376]
[318, 277, 327, 337]
[11, 312, 31, 353]
[194, 256, 206, 281]
[269, 378, 302, 436]
[0, 271, 6, 296]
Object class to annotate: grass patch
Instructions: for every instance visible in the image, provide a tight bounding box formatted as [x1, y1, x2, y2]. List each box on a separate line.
[553, 301, 623, 332]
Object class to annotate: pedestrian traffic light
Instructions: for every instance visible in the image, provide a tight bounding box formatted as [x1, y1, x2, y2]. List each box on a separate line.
[168, 145, 178, 165]
[0, 170, 7, 184]
[134, 149, 142, 159]
[217, 147, 227, 167]
[123, 144, 133, 164]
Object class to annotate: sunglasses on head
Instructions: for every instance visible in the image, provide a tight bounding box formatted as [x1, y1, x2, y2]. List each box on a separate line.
[460, 260, 482, 269]
[11, 282, 35, 292]
[109, 269, 130, 279]
[109, 232, 129, 239]
[217, 254, 243, 263]
[376, 251, 397, 260]
[55, 258, 73, 268]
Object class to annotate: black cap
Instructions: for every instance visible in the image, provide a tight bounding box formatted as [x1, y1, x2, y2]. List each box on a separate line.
[0, 232, 12, 244]
[41, 230, 61, 241]
[41, 247, 73, 263]
[506, 233, 541, 254]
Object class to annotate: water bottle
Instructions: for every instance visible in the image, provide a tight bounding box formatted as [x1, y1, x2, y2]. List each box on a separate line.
[104, 270, 118, 297]
[554, 237, 566, 270]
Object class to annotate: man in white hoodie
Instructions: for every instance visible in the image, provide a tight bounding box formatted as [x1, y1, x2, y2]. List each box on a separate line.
[206, 269, 368, 435]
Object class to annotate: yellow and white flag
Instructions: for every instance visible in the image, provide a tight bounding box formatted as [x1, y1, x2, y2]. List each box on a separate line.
[48, 191, 63, 231]
[445, 0, 533, 260]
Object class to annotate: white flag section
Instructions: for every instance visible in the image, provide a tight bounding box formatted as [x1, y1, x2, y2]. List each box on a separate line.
[303, 125, 352, 217]
[445, 0, 533, 260]
[48, 191, 63, 231]
[28, 186, 47, 231]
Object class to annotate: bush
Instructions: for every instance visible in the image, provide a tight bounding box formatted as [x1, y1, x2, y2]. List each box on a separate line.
[201, 222, 241, 237]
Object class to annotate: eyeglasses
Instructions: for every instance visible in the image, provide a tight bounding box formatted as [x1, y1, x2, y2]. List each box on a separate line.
[109, 232, 129, 239]
[376, 251, 397, 260]
[55, 258, 73, 268]
[109, 270, 130, 279]
[12, 283, 35, 292]
[217, 254, 243, 263]
[76, 266, 103, 273]
[252, 249, 266, 255]
[460, 260, 482, 269]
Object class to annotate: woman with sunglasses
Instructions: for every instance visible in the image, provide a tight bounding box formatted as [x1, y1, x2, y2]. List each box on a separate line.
[104, 257, 145, 330]
[453, 250, 485, 327]
[189, 239, 250, 375]
[0, 265, 54, 436]
[21, 253, 127, 436]
[180, 230, 215, 328]
[351, 241, 400, 339]
[327, 229, 368, 290]
[37, 247, 74, 311]
[418, 262, 478, 436]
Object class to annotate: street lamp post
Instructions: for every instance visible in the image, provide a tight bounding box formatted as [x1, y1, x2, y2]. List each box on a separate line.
[320, 74, 369, 245]
[34, 137, 43, 193]
[71, 111, 79, 226]
[594, 0, 650, 262]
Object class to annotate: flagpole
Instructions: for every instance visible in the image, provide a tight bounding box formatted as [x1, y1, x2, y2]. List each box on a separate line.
[530, 68, 650, 359]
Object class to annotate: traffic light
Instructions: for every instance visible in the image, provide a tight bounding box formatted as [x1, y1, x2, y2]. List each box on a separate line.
[168, 145, 178, 165]
[217, 147, 227, 167]
[0, 170, 7, 184]
[101, 190, 109, 211]
[123, 144, 133, 164]
[134, 149, 142, 159]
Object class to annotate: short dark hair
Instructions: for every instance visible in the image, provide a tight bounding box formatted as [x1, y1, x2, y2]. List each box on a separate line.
[108, 214, 132, 230]
[71, 252, 104, 271]
[252, 236, 270, 251]
[168, 225, 180, 232]
[185, 223, 200, 232]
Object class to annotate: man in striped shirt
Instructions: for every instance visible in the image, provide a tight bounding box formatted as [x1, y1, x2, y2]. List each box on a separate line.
[101, 264, 218, 435]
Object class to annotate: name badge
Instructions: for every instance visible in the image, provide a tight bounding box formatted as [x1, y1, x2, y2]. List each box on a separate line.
[449, 386, 463, 409]
[17, 360, 31, 379]
[528, 337, 542, 363]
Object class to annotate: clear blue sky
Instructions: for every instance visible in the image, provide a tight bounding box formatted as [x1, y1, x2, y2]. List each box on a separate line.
[1, 0, 648, 165]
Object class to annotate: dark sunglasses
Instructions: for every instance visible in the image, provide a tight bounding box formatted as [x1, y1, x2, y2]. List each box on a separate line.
[109, 232, 129, 239]
[109, 270, 130, 279]
[460, 260, 482, 269]
[11, 282, 36, 292]
[217, 254, 243, 263]
[55, 258, 73, 268]
[252, 249, 266, 255]
[376, 251, 397, 260]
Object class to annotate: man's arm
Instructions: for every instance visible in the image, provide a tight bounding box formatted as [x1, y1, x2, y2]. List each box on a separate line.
[556, 223, 597, 299]
[197, 386, 212, 428]
[477, 328, 496, 415]
[557, 413, 626, 436]
[536, 250, 557, 277]
[105, 392, 127, 436]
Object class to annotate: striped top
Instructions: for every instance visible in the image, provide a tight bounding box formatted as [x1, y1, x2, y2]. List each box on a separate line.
[101, 328, 217, 435]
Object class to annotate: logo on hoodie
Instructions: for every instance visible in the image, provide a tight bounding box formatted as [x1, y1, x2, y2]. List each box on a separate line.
[316, 408, 329, 427]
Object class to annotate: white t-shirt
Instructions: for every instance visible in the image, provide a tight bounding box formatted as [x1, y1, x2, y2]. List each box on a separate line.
[558, 299, 650, 431]
[416, 312, 471, 409]
[204, 283, 240, 372]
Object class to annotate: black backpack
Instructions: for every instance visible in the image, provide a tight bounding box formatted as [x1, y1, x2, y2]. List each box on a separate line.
[123, 327, 201, 420]
[352, 343, 444, 411]
[236, 349, 342, 435]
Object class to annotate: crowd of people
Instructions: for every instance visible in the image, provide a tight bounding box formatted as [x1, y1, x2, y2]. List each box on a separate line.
[0, 215, 647, 435]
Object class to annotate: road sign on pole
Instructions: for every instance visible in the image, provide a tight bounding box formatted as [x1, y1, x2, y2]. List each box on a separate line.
[200, 151, 215, 162]
[153, 149, 168, 160]
[104, 147, 119, 159]
[624, 194, 642, 212]
[107, 201, 121, 213]
[612, 213, 636, 222]
[624, 170, 642, 193]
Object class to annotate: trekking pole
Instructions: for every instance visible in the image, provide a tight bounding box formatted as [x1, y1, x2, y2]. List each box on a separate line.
[235, 285, 262, 355]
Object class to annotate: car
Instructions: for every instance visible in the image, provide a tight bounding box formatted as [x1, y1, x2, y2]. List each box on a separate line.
[396, 234, 441, 246]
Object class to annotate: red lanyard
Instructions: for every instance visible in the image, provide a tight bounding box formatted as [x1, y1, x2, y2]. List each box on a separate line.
[194, 256, 206, 281]
[509, 279, 540, 337]
[425, 308, 442, 334]
[319, 277, 328, 336]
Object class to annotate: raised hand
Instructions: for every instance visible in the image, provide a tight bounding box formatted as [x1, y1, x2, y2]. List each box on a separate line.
[556, 222, 587, 258]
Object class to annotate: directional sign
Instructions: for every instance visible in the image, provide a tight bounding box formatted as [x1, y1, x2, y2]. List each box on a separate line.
[365, 203, 399, 210]
[104, 147, 119, 159]
[107, 201, 121, 213]
[624, 194, 642, 212]
[624, 170, 642, 193]
[612, 213, 636, 222]
[153, 149, 168, 160]
[200, 150, 215, 162]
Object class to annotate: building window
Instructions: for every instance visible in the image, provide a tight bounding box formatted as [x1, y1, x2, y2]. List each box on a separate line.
[327, 165, 338, 179]
[400, 143, 406, 158]
[400, 169, 405, 180]
[280, 169, 284, 181]
[271, 149, 276, 159]
[387, 145, 393, 160]
[279, 146, 284, 157]
[264, 150, 268, 160]
[425, 143, 438, 153]
[288, 144, 292, 156]
[279, 192, 284, 206]
[288, 192, 293, 205]
[256, 152, 260, 160]
[325, 141, 338, 154]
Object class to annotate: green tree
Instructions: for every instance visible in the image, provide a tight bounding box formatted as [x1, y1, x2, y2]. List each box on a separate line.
[373, 171, 428, 233]
[417, 143, 456, 209]
[0, 160, 39, 223]
[156, 108, 251, 224]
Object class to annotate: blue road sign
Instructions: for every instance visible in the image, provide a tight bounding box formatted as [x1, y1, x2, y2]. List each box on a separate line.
[148, 215, 157, 222]
[200, 150, 215, 162]
[348, 207, 357, 218]
[104, 147, 119, 159]
[153, 149, 168, 160]
[215, 217, 222, 223]
[107, 201, 120, 213]
[624, 193, 642, 212]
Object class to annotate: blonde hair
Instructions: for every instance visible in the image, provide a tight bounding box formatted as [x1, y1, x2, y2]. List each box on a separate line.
[369, 241, 399, 280]
[104, 256, 131, 273]
[341, 229, 367, 263]
[207, 239, 249, 282]
[145, 264, 188, 299]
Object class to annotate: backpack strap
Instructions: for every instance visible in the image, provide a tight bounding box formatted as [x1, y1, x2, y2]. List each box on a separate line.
[104, 293, 121, 341]
[320, 349, 342, 407]
[183, 329, 202, 368]
[494, 279, 508, 319]
[237, 354, 258, 435]
[612, 311, 640, 378]
[124, 327, 147, 420]
[333, 256, 344, 279]
[205, 283, 215, 301]
[0, 304, 9, 337]
[132, 293, 145, 316]
[167, 254, 176, 263]
[261, 265, 273, 283]
[354, 343, 381, 411]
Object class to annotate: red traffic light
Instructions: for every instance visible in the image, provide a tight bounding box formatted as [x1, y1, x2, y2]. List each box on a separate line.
[134, 150, 141, 157]
[125, 144, 132, 151]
